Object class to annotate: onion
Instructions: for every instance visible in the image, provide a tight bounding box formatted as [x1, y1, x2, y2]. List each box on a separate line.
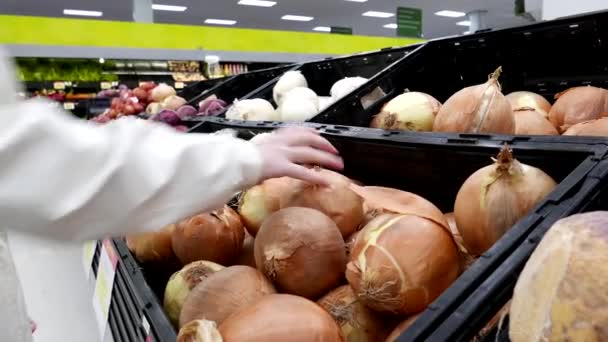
[513, 108, 559, 135]
[176, 105, 198, 119]
[151, 83, 177, 102]
[225, 98, 278, 121]
[172, 206, 245, 265]
[273, 71, 308, 106]
[330, 77, 368, 100]
[278, 87, 320, 122]
[318, 285, 391, 341]
[370, 92, 441, 132]
[505, 91, 552, 118]
[153, 109, 181, 126]
[283, 169, 364, 238]
[563, 117, 608, 137]
[319, 96, 335, 111]
[126, 224, 176, 264]
[454, 145, 557, 256]
[346, 213, 460, 315]
[179, 265, 276, 328]
[345, 230, 361, 259]
[254, 207, 347, 299]
[164, 261, 225, 326]
[433, 67, 515, 134]
[234, 231, 256, 267]
[549, 86, 608, 132]
[444, 212, 475, 271]
[162, 95, 187, 111]
[219, 294, 344, 341]
[509, 212, 608, 342]
[177, 320, 223, 342]
[145, 102, 163, 116]
[238, 177, 302, 236]
[386, 314, 420, 342]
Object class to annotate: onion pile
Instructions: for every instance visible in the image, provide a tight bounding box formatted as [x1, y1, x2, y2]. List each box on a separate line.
[549, 86, 608, 132]
[180, 265, 276, 327]
[510, 212, 608, 342]
[433, 67, 515, 134]
[454, 145, 557, 256]
[164, 261, 225, 326]
[172, 206, 245, 265]
[317, 285, 391, 341]
[254, 207, 347, 299]
[126, 224, 176, 264]
[218, 294, 344, 341]
[278, 87, 321, 122]
[563, 117, 608, 136]
[370, 91, 441, 132]
[346, 212, 460, 314]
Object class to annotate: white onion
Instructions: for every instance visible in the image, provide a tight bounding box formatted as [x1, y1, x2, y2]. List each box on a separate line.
[330, 77, 368, 100]
[273, 71, 308, 106]
[318, 96, 335, 111]
[278, 87, 320, 122]
[226, 99, 278, 121]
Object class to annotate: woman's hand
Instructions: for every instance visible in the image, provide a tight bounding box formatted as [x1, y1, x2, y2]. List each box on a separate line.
[252, 127, 344, 185]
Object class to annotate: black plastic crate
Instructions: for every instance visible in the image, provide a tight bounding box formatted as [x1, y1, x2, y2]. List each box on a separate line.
[312, 10, 608, 128]
[175, 77, 232, 101]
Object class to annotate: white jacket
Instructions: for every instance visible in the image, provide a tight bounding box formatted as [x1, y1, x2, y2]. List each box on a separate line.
[0, 51, 262, 341]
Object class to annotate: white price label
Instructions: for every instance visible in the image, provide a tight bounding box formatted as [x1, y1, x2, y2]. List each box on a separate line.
[92, 239, 118, 339]
[63, 102, 75, 110]
[53, 82, 65, 90]
[174, 82, 185, 89]
[82, 240, 97, 279]
[100, 82, 112, 89]
[112, 81, 119, 87]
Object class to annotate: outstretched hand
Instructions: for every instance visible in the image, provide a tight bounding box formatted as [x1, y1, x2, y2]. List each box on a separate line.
[252, 127, 343, 186]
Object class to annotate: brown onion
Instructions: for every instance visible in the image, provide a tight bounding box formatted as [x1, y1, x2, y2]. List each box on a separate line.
[219, 294, 344, 341]
[345, 230, 361, 259]
[318, 285, 391, 341]
[444, 213, 476, 271]
[179, 265, 275, 328]
[505, 91, 552, 118]
[370, 92, 441, 132]
[510, 212, 608, 341]
[283, 169, 364, 238]
[254, 207, 347, 299]
[563, 117, 608, 137]
[513, 108, 559, 135]
[433, 67, 515, 134]
[386, 314, 420, 342]
[172, 206, 245, 265]
[454, 145, 557, 256]
[234, 230, 256, 267]
[346, 213, 460, 315]
[164, 260, 225, 326]
[126, 224, 176, 264]
[548, 86, 608, 132]
[177, 319, 223, 342]
[238, 177, 301, 236]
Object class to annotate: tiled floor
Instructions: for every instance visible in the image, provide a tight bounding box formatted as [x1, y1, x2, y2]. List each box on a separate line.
[9, 231, 101, 342]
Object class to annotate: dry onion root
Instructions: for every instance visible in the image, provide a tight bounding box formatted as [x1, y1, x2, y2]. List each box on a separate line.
[433, 67, 515, 134]
[444, 212, 476, 271]
[370, 91, 441, 132]
[454, 145, 557, 256]
[317, 285, 392, 341]
[563, 117, 608, 137]
[549, 86, 608, 133]
[177, 319, 223, 342]
[254, 207, 347, 299]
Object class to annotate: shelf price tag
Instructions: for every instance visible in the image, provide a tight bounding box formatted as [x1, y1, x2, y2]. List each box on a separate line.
[82, 240, 98, 279]
[92, 239, 119, 339]
[174, 82, 185, 89]
[63, 102, 76, 110]
[100, 82, 112, 89]
[112, 81, 119, 87]
[53, 82, 65, 90]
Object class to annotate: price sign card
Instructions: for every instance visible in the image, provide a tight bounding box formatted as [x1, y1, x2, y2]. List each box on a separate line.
[92, 239, 119, 339]
[82, 240, 98, 279]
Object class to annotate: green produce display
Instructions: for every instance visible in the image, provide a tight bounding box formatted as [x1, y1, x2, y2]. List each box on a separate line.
[16, 58, 118, 82]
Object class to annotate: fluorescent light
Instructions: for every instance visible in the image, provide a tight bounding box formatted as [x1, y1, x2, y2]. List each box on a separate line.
[205, 18, 237, 25]
[63, 9, 103, 17]
[281, 15, 314, 22]
[457, 20, 471, 26]
[238, 0, 276, 7]
[345, 0, 368, 2]
[152, 4, 187, 11]
[313, 26, 331, 32]
[383, 23, 397, 29]
[463, 31, 471, 34]
[99, 58, 105, 64]
[362, 11, 394, 18]
[435, 10, 466, 18]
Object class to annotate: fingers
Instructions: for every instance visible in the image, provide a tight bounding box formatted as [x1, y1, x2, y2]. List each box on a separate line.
[285, 164, 332, 186]
[288, 147, 344, 171]
[280, 128, 339, 155]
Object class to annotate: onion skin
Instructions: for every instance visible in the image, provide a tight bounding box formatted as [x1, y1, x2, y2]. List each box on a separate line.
[549, 86, 608, 132]
[179, 265, 276, 328]
[219, 294, 345, 342]
[433, 67, 515, 134]
[510, 212, 608, 342]
[283, 169, 364, 238]
[563, 117, 608, 137]
[254, 207, 347, 299]
[126, 224, 176, 264]
[345, 230, 361, 259]
[164, 260, 225, 327]
[444, 213, 476, 271]
[454, 145, 557, 256]
[177, 319, 223, 342]
[370, 92, 441, 132]
[346, 213, 460, 315]
[385, 314, 420, 342]
[506, 91, 552, 118]
[234, 230, 256, 267]
[318, 285, 391, 342]
[513, 108, 559, 135]
[172, 206, 245, 265]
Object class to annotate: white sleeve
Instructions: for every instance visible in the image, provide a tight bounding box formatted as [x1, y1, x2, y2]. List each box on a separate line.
[0, 99, 262, 242]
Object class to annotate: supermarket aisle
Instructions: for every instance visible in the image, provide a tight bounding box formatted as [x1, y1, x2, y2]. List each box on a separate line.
[8, 231, 100, 342]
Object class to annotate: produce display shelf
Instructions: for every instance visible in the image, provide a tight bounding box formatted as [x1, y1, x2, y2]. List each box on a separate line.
[107, 116, 607, 341]
[177, 76, 233, 103]
[309, 10, 608, 129]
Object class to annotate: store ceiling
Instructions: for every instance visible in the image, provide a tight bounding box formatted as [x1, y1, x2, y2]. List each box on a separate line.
[0, 0, 532, 39]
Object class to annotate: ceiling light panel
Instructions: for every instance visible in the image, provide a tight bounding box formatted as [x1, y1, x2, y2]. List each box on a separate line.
[434, 10, 466, 18]
[152, 4, 187, 11]
[205, 18, 237, 25]
[344, 0, 368, 2]
[383, 23, 397, 29]
[313, 26, 331, 32]
[456, 20, 471, 26]
[238, 0, 277, 7]
[63, 9, 103, 17]
[362, 11, 394, 18]
[281, 15, 314, 21]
